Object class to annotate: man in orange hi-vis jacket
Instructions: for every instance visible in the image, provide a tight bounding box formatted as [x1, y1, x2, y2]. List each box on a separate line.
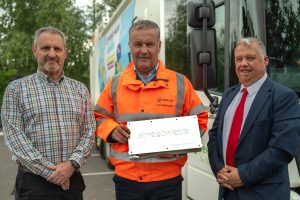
[94, 19, 208, 200]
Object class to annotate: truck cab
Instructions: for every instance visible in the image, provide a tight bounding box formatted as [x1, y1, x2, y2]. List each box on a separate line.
[89, 0, 300, 199]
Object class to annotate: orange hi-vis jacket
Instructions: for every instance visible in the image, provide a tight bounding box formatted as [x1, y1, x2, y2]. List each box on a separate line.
[94, 60, 208, 182]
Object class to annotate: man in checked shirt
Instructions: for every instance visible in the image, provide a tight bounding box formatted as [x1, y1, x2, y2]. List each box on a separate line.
[1, 26, 95, 200]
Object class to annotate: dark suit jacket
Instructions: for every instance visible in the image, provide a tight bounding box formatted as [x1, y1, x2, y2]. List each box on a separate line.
[208, 77, 300, 200]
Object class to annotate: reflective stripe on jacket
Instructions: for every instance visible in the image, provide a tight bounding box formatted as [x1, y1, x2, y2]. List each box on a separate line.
[95, 60, 208, 182]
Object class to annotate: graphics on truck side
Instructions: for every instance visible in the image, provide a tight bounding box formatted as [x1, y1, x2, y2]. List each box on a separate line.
[96, 0, 135, 94]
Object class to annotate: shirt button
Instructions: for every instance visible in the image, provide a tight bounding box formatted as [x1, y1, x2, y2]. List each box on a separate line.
[139, 177, 143, 181]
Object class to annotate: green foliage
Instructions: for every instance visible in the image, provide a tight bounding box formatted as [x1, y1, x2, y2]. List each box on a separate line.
[105, 0, 122, 10]
[266, 0, 300, 65]
[105, 0, 122, 16]
[0, 0, 90, 128]
[85, 0, 122, 31]
[85, 0, 105, 31]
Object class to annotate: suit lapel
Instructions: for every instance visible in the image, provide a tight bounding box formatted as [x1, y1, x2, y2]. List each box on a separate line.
[237, 78, 272, 145]
[218, 86, 240, 147]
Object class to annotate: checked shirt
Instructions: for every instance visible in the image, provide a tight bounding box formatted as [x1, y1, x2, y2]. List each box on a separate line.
[1, 70, 95, 179]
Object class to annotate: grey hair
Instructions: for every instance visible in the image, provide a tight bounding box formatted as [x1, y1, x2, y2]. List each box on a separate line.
[235, 37, 266, 55]
[129, 20, 160, 40]
[33, 26, 66, 47]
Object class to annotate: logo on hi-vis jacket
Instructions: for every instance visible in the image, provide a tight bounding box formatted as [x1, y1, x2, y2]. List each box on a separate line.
[156, 98, 174, 107]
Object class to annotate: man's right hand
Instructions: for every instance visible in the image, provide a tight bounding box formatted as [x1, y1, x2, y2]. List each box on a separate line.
[111, 124, 130, 143]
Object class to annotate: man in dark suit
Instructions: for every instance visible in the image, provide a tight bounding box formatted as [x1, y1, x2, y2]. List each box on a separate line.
[208, 37, 300, 200]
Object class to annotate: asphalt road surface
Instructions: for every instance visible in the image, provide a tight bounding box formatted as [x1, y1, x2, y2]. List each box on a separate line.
[0, 133, 115, 200]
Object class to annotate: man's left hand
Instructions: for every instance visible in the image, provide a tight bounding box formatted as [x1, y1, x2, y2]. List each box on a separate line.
[47, 161, 75, 185]
[61, 179, 70, 190]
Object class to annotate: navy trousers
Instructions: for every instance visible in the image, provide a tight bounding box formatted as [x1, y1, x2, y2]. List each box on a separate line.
[15, 170, 85, 200]
[113, 175, 183, 200]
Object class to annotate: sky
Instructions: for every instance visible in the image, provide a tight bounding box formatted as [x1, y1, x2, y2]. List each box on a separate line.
[75, 0, 91, 10]
[75, 0, 103, 10]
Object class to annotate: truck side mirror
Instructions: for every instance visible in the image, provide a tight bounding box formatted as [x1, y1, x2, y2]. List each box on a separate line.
[188, 0, 215, 28]
[188, 0, 218, 113]
[190, 29, 217, 89]
[188, 0, 217, 89]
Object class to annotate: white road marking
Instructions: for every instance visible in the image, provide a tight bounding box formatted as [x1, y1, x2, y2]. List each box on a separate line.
[82, 171, 114, 176]
[91, 153, 100, 157]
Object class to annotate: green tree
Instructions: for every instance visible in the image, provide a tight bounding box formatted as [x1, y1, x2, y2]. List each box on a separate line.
[105, 0, 122, 10]
[266, 0, 300, 64]
[0, 0, 89, 128]
[85, 0, 105, 31]
[105, 0, 122, 15]
[85, 0, 122, 31]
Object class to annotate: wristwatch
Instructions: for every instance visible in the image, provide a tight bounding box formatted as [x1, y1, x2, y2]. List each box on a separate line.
[70, 160, 80, 169]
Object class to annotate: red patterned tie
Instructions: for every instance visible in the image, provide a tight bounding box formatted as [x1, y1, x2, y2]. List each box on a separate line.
[226, 88, 248, 167]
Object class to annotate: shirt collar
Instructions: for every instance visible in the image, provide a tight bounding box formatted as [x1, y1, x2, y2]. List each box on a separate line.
[240, 73, 267, 96]
[134, 63, 159, 84]
[134, 63, 159, 75]
[37, 70, 65, 84]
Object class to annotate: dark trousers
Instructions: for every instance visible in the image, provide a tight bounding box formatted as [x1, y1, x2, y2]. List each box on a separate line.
[15, 170, 85, 200]
[113, 175, 183, 200]
[223, 189, 239, 200]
